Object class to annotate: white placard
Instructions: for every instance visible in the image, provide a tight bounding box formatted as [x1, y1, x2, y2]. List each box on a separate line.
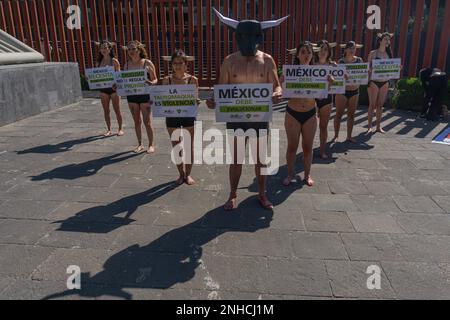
[115, 69, 148, 96]
[328, 65, 346, 94]
[214, 84, 273, 123]
[371, 58, 402, 81]
[151, 85, 198, 118]
[282, 65, 329, 98]
[342, 63, 370, 85]
[85, 67, 115, 90]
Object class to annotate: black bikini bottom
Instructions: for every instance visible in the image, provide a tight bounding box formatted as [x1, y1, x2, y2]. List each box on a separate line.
[316, 95, 333, 109]
[344, 89, 360, 99]
[226, 122, 269, 137]
[166, 117, 196, 128]
[286, 107, 316, 125]
[99, 88, 116, 96]
[370, 81, 389, 89]
[127, 95, 150, 104]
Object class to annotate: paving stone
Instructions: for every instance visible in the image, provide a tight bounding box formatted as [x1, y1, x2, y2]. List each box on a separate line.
[328, 180, 370, 195]
[310, 194, 358, 212]
[0, 219, 55, 245]
[265, 258, 331, 297]
[1, 280, 98, 300]
[401, 178, 449, 196]
[213, 229, 293, 258]
[349, 195, 400, 214]
[199, 255, 268, 293]
[291, 232, 348, 260]
[381, 262, 450, 300]
[326, 260, 397, 299]
[0, 244, 55, 278]
[395, 214, 450, 236]
[0, 200, 62, 220]
[393, 196, 444, 213]
[2, 97, 450, 299]
[341, 233, 404, 261]
[303, 211, 355, 232]
[363, 182, 411, 196]
[347, 213, 405, 234]
[390, 234, 450, 263]
[432, 196, 450, 214]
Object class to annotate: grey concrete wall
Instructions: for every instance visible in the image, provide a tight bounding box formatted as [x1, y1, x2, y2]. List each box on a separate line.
[0, 62, 82, 126]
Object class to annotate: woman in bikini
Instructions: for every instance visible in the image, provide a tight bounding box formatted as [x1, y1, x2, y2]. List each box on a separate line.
[160, 50, 199, 185]
[367, 32, 395, 134]
[123, 41, 158, 153]
[282, 42, 318, 187]
[314, 40, 337, 159]
[334, 41, 364, 143]
[95, 41, 124, 137]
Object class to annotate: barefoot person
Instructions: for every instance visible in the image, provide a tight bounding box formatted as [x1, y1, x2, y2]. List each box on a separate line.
[367, 32, 396, 134]
[94, 41, 124, 137]
[160, 50, 199, 185]
[314, 40, 337, 159]
[123, 41, 158, 153]
[283, 42, 318, 187]
[207, 9, 286, 210]
[334, 41, 364, 143]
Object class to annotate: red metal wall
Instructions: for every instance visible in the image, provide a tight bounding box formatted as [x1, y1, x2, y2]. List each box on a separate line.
[1, 0, 449, 86]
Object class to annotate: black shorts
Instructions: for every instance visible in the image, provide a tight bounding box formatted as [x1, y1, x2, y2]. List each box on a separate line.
[166, 117, 196, 128]
[127, 94, 150, 104]
[226, 122, 269, 137]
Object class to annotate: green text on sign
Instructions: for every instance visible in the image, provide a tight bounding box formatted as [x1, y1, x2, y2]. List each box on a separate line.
[220, 105, 270, 113]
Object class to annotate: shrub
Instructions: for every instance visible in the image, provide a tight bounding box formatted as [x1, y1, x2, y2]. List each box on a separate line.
[392, 78, 425, 112]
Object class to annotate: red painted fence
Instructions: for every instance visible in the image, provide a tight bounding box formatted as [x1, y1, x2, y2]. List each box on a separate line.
[1, 0, 449, 86]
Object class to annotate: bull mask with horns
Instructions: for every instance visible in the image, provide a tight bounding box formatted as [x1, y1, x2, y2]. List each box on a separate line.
[213, 8, 289, 57]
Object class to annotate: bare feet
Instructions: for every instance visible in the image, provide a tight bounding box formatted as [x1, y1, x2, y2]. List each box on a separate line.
[367, 128, 374, 134]
[104, 131, 112, 137]
[376, 128, 386, 134]
[258, 195, 274, 210]
[304, 176, 315, 187]
[134, 145, 145, 153]
[185, 176, 196, 186]
[283, 176, 295, 187]
[224, 195, 238, 211]
[331, 136, 339, 143]
[147, 146, 155, 154]
[176, 176, 185, 185]
[117, 130, 125, 136]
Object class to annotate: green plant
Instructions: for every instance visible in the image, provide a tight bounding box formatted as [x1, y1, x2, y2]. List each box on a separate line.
[392, 78, 426, 112]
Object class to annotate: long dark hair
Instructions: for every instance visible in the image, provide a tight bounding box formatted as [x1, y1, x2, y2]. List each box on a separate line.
[314, 40, 333, 64]
[376, 33, 393, 58]
[96, 41, 116, 66]
[294, 41, 314, 65]
[127, 40, 148, 60]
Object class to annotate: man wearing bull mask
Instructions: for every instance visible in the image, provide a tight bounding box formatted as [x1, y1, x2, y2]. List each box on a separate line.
[207, 8, 287, 211]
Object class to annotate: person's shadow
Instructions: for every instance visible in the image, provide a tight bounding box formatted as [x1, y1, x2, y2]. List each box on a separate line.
[16, 135, 108, 155]
[30, 152, 140, 181]
[53, 182, 179, 234]
[43, 196, 273, 300]
[247, 132, 374, 207]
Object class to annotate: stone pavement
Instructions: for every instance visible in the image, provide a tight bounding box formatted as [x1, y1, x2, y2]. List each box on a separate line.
[0, 95, 450, 300]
